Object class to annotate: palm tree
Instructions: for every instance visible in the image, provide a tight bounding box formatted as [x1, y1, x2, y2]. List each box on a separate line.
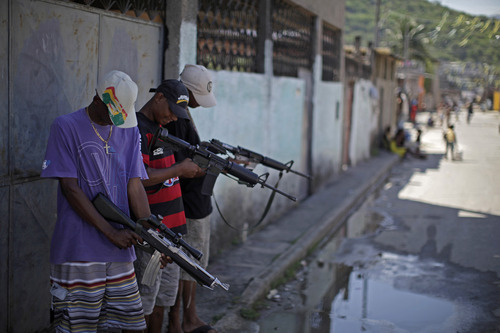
[380, 11, 435, 66]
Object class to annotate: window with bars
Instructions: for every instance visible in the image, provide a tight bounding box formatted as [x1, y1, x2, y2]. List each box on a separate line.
[197, 0, 259, 72]
[322, 23, 341, 81]
[197, 0, 315, 77]
[57, 0, 165, 21]
[271, 0, 313, 77]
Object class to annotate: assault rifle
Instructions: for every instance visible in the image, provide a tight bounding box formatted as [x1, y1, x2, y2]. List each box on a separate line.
[92, 193, 229, 291]
[150, 128, 296, 201]
[209, 139, 312, 180]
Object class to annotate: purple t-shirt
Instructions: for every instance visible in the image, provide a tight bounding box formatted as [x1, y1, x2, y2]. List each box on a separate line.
[41, 108, 148, 264]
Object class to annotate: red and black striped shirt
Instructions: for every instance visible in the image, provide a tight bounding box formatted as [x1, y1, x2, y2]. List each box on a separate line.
[137, 112, 186, 235]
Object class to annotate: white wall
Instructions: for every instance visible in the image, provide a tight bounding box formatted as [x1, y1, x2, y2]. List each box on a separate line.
[349, 79, 377, 165]
[312, 81, 344, 181]
[188, 70, 307, 243]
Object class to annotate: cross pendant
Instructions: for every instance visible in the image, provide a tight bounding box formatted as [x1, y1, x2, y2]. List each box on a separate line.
[104, 143, 110, 154]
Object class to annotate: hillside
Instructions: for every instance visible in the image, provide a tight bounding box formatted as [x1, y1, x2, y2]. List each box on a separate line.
[345, 0, 500, 67]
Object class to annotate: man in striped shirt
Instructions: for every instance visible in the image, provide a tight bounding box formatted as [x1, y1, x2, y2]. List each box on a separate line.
[135, 79, 202, 332]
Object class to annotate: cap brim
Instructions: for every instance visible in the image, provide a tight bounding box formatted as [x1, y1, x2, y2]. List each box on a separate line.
[192, 92, 217, 108]
[167, 100, 189, 119]
[116, 106, 138, 128]
[106, 105, 138, 128]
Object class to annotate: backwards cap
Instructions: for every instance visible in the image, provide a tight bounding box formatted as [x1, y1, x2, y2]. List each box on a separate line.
[180, 64, 217, 108]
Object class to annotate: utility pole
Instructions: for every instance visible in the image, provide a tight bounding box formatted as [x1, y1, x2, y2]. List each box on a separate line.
[373, 0, 382, 148]
[372, 0, 381, 79]
[403, 20, 409, 95]
[374, 0, 381, 48]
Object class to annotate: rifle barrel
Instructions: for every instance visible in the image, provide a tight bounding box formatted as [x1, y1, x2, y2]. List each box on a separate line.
[262, 182, 297, 201]
[288, 168, 312, 180]
[157, 132, 297, 200]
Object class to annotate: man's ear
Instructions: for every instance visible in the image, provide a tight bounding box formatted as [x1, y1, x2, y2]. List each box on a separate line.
[154, 92, 164, 103]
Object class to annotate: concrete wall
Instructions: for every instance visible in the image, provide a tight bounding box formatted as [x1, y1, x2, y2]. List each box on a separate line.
[0, 1, 8, 328]
[160, 0, 348, 253]
[2, 0, 163, 331]
[163, 0, 347, 253]
[188, 70, 307, 249]
[312, 80, 344, 183]
[349, 79, 377, 165]
[291, 0, 345, 28]
[377, 78, 398, 135]
[164, 0, 198, 79]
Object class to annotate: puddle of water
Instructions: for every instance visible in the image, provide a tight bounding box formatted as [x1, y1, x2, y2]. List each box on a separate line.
[258, 264, 458, 333]
[331, 271, 455, 333]
[257, 190, 497, 332]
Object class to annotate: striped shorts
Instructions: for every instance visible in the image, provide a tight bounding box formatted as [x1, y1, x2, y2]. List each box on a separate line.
[50, 262, 147, 332]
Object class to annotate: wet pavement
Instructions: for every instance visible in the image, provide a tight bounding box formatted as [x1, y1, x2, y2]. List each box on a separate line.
[194, 110, 500, 332]
[194, 151, 400, 332]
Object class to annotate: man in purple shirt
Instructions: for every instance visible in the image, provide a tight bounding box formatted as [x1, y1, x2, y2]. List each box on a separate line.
[41, 71, 151, 332]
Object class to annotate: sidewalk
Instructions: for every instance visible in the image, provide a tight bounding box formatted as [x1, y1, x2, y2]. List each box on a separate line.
[195, 152, 400, 332]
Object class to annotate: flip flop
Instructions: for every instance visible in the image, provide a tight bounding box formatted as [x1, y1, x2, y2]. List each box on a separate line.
[186, 324, 215, 333]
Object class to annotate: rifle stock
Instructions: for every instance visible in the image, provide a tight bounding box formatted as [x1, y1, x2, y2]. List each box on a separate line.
[92, 193, 229, 291]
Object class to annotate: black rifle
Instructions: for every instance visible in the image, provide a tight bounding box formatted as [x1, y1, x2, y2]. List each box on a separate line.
[150, 128, 296, 201]
[209, 139, 312, 180]
[92, 193, 229, 291]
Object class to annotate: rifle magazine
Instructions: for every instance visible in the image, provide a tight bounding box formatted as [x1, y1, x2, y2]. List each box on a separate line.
[141, 250, 162, 287]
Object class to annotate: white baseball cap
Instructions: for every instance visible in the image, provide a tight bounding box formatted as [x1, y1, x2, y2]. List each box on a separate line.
[98, 70, 138, 128]
[180, 64, 217, 108]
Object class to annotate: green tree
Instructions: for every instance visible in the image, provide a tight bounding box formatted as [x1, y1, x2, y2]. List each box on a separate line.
[345, 0, 500, 67]
[381, 11, 435, 67]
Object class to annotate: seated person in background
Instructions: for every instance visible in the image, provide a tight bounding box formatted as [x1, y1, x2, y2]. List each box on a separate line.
[381, 126, 391, 151]
[390, 128, 427, 159]
[390, 128, 408, 158]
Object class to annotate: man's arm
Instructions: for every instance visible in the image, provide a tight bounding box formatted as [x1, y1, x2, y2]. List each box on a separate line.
[59, 177, 142, 249]
[127, 176, 172, 267]
[168, 119, 207, 179]
[127, 177, 152, 219]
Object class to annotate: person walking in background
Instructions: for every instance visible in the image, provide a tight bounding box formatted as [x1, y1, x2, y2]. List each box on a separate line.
[444, 124, 457, 160]
[135, 79, 202, 332]
[41, 70, 151, 332]
[166, 64, 218, 333]
[414, 128, 426, 159]
[467, 101, 474, 124]
[410, 99, 418, 124]
[445, 104, 452, 127]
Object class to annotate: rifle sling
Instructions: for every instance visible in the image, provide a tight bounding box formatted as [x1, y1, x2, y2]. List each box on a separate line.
[213, 171, 284, 231]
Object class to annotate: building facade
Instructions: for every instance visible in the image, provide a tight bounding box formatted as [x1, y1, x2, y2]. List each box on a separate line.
[0, 0, 353, 331]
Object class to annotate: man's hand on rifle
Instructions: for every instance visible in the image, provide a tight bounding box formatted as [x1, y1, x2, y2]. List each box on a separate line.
[176, 158, 205, 178]
[229, 156, 257, 170]
[108, 228, 143, 249]
[160, 254, 173, 269]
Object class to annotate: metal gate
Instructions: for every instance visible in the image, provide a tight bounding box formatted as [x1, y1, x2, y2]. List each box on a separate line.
[1, 1, 163, 331]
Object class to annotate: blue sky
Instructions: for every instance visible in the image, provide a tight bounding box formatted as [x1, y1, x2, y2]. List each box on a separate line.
[430, 0, 500, 17]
